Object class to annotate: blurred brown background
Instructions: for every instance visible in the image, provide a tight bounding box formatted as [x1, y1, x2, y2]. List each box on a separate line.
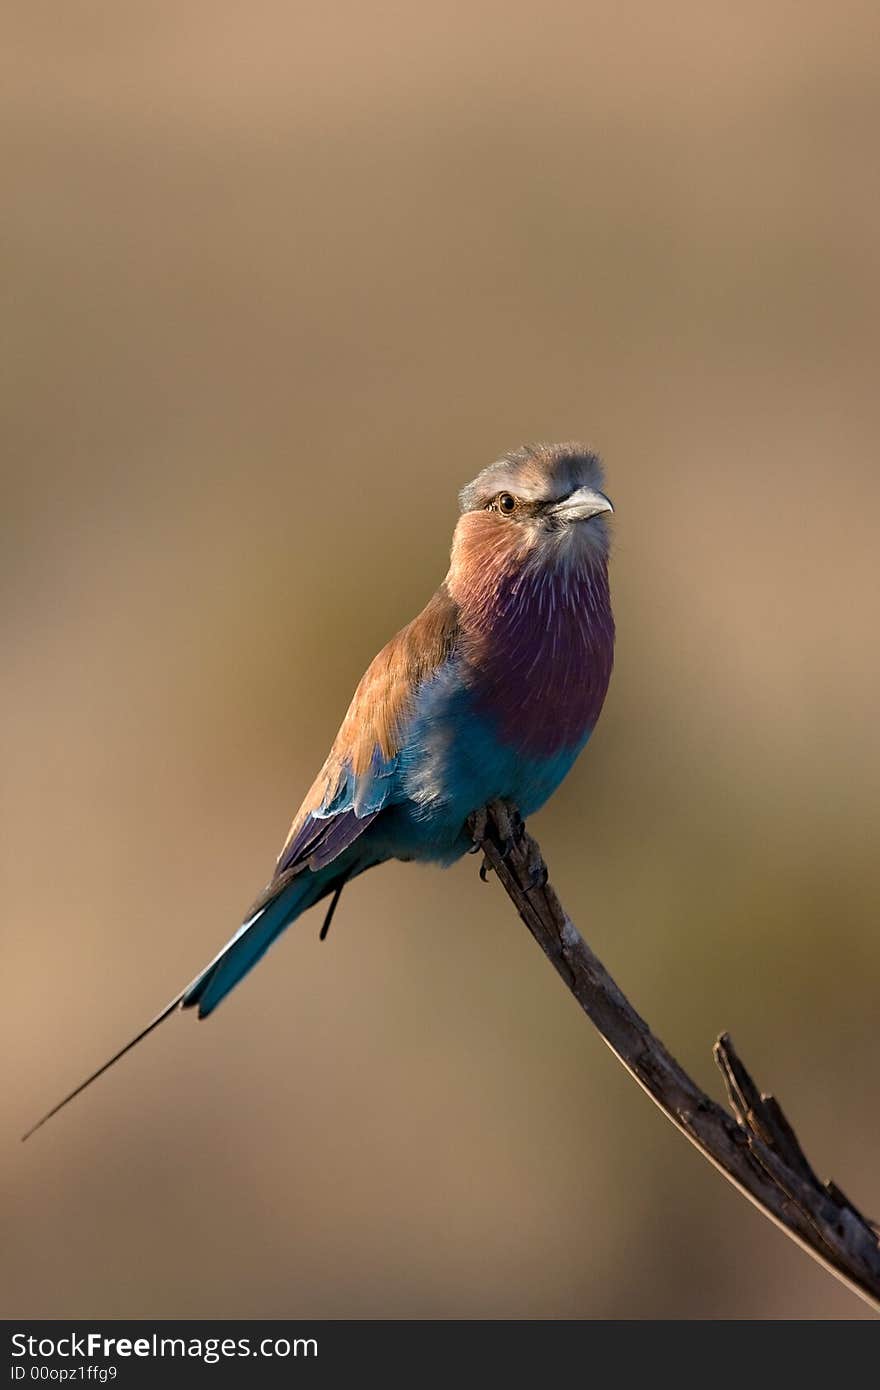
[2, 2, 878, 1320]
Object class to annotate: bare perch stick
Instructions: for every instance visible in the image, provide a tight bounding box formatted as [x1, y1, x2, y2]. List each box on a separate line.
[470, 802, 880, 1314]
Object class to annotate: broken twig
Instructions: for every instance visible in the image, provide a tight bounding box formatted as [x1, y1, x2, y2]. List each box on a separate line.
[470, 802, 880, 1313]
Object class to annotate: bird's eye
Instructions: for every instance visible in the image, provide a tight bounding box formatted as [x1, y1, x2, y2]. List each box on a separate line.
[497, 492, 517, 515]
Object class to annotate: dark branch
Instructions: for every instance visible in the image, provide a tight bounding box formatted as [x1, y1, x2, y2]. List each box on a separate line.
[470, 801, 880, 1314]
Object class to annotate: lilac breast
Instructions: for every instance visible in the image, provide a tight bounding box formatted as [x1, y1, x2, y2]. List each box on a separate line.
[465, 559, 615, 757]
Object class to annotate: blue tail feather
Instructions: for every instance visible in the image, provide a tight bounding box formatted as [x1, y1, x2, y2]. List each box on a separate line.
[182, 871, 329, 1019]
[22, 864, 350, 1137]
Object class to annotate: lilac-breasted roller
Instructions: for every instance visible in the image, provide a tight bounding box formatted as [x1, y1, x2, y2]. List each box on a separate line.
[25, 442, 614, 1137]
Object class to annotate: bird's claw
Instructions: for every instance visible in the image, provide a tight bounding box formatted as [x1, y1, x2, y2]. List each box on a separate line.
[468, 805, 490, 847]
[487, 799, 525, 859]
[469, 800, 528, 882]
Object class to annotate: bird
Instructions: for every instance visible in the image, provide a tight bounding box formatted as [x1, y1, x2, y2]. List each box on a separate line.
[24, 442, 615, 1138]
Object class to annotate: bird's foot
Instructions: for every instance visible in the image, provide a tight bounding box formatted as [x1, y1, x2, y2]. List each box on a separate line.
[468, 799, 526, 881]
[468, 804, 490, 849]
[489, 799, 526, 859]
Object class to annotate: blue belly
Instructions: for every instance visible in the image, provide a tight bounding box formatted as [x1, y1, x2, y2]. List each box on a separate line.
[367, 666, 589, 865]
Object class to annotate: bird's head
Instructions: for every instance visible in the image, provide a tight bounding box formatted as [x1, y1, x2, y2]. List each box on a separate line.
[452, 443, 613, 586]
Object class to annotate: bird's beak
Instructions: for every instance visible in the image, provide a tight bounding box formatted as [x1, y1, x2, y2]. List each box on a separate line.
[550, 486, 614, 523]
